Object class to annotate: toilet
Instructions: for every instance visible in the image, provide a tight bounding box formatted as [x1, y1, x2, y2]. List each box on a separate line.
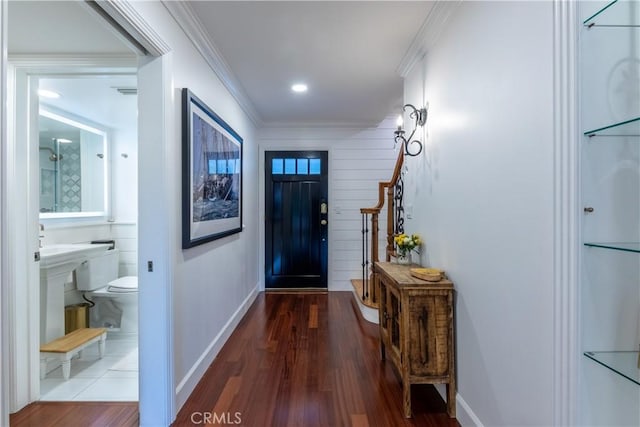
[75, 248, 138, 334]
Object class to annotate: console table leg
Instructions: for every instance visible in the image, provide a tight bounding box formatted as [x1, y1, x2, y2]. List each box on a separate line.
[446, 383, 456, 417]
[403, 381, 411, 418]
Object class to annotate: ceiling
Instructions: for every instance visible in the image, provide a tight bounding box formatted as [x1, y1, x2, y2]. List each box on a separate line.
[8, 0, 434, 128]
[184, 1, 434, 127]
[39, 76, 138, 130]
[7, 1, 135, 56]
[8, 1, 137, 128]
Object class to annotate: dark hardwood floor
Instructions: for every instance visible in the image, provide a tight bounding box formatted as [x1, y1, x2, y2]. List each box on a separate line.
[10, 401, 138, 427]
[173, 291, 458, 427]
[10, 292, 459, 426]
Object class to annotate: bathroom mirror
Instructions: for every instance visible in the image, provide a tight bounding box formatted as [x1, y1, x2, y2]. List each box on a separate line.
[39, 108, 108, 218]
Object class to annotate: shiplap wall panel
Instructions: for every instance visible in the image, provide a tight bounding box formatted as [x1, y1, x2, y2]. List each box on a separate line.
[332, 229, 362, 241]
[333, 169, 395, 181]
[338, 149, 397, 160]
[333, 159, 397, 171]
[332, 219, 367, 231]
[260, 116, 399, 290]
[333, 189, 380, 201]
[335, 179, 385, 190]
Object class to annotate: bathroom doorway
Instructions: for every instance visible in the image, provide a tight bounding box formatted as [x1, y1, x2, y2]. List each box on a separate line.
[5, 0, 141, 409]
[35, 73, 140, 401]
[10, 68, 140, 403]
[4, 2, 175, 424]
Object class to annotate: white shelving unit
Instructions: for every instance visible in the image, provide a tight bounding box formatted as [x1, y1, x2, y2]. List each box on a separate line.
[580, 1, 640, 424]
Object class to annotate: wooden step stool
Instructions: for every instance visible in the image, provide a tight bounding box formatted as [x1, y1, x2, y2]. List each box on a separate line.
[40, 328, 107, 380]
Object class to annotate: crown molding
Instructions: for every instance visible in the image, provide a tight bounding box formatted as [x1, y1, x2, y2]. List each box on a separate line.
[162, 1, 262, 127]
[396, 0, 461, 78]
[89, 0, 171, 56]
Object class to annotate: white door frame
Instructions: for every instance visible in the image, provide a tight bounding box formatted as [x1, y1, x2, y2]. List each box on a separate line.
[1, 2, 176, 426]
[5, 58, 139, 413]
[1, 0, 8, 425]
[137, 52, 176, 426]
[5, 62, 43, 413]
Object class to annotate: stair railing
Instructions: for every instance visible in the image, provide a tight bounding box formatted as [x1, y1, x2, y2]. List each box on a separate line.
[360, 149, 404, 304]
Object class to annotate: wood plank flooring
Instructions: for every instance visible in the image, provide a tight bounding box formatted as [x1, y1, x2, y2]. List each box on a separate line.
[10, 292, 459, 426]
[10, 401, 138, 427]
[173, 291, 458, 427]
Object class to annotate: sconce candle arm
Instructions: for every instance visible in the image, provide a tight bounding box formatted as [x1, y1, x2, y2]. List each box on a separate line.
[394, 103, 427, 157]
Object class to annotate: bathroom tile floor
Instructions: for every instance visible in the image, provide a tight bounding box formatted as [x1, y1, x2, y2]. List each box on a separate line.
[40, 334, 138, 401]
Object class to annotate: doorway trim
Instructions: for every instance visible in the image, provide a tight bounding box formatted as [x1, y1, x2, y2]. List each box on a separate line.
[4, 57, 138, 411]
[1, 3, 176, 426]
[1, 1, 8, 425]
[81, 4, 175, 423]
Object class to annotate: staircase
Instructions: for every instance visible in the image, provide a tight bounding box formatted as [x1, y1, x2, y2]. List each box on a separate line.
[351, 148, 405, 317]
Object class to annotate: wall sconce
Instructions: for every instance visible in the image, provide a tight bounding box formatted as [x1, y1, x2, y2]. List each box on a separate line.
[394, 104, 428, 157]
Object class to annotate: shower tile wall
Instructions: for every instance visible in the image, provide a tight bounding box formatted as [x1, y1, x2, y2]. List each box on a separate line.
[59, 142, 82, 212]
[40, 168, 56, 212]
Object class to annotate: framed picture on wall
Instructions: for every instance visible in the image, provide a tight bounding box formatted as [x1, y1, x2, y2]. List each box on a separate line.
[182, 88, 243, 248]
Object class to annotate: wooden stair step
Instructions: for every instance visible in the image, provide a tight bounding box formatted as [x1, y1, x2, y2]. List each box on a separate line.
[350, 279, 379, 309]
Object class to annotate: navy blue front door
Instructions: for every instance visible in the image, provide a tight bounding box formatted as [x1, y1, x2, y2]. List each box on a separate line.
[265, 151, 328, 288]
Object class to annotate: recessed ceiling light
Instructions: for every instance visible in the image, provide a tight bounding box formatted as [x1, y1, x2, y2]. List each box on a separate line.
[38, 89, 60, 99]
[291, 83, 308, 93]
[56, 138, 73, 144]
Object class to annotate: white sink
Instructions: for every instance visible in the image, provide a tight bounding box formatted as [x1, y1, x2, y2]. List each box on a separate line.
[40, 243, 110, 268]
[39, 243, 111, 343]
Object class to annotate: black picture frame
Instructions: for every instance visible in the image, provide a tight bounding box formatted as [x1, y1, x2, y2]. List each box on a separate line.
[182, 88, 243, 248]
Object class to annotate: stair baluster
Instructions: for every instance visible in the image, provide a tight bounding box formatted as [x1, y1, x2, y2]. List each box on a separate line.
[361, 212, 369, 300]
[355, 149, 405, 308]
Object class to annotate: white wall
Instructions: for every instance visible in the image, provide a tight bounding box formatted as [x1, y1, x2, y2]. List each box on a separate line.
[402, 2, 555, 425]
[128, 1, 259, 414]
[110, 97, 138, 224]
[258, 118, 399, 291]
[109, 94, 138, 278]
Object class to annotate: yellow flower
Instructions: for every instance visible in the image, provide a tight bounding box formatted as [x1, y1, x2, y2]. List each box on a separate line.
[394, 233, 407, 245]
[394, 233, 422, 255]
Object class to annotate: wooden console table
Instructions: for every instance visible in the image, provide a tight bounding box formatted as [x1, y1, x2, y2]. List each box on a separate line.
[374, 262, 456, 418]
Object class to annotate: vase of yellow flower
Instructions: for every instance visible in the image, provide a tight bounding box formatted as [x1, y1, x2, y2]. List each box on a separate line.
[394, 233, 421, 265]
[397, 253, 412, 265]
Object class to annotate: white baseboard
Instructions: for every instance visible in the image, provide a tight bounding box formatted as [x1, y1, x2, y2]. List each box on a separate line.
[351, 289, 378, 324]
[456, 393, 484, 427]
[174, 284, 259, 409]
